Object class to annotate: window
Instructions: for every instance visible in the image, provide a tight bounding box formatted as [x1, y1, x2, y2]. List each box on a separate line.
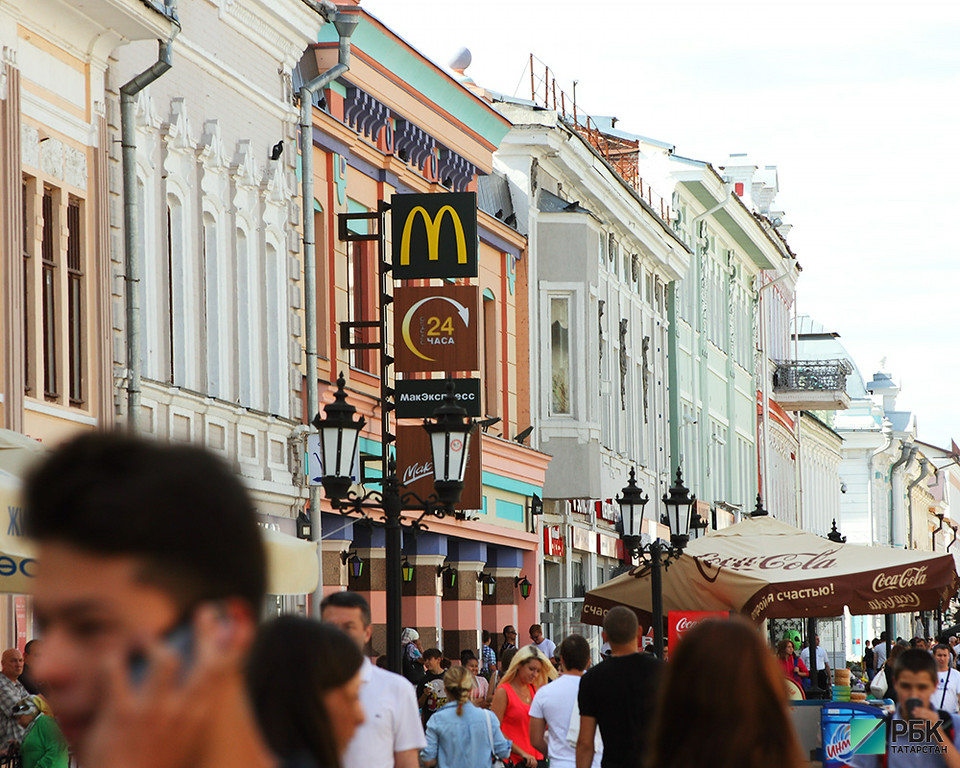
[346, 238, 376, 373]
[550, 296, 571, 415]
[67, 199, 83, 404]
[265, 241, 284, 415]
[41, 188, 58, 399]
[202, 214, 222, 397]
[22, 177, 33, 392]
[483, 291, 498, 417]
[236, 227, 254, 406]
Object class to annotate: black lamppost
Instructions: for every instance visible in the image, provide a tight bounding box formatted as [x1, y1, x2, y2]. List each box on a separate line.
[617, 466, 697, 658]
[313, 373, 476, 674]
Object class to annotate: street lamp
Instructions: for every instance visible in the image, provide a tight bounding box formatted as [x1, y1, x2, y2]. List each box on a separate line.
[616, 466, 696, 658]
[515, 575, 532, 600]
[689, 511, 709, 541]
[313, 373, 476, 673]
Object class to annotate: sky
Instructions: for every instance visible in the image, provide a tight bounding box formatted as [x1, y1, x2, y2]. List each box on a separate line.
[361, 0, 960, 448]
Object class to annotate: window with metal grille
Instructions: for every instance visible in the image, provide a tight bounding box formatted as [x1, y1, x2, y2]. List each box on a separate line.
[41, 189, 57, 399]
[67, 198, 84, 405]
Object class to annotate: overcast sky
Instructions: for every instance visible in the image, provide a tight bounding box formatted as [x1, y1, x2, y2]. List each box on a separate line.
[361, 0, 960, 449]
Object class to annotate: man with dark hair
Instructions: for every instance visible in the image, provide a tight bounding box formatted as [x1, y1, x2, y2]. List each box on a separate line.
[530, 624, 557, 660]
[888, 648, 960, 766]
[24, 432, 274, 768]
[530, 635, 600, 768]
[321, 590, 424, 768]
[417, 648, 446, 726]
[19, 640, 41, 695]
[876, 631, 889, 670]
[500, 625, 518, 661]
[577, 607, 662, 768]
[480, 630, 497, 678]
[933, 644, 960, 715]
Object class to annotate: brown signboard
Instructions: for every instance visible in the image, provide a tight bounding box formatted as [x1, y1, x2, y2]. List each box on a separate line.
[395, 425, 481, 510]
[394, 285, 479, 373]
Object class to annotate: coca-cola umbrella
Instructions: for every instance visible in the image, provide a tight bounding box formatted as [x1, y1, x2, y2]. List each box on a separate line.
[581, 515, 959, 626]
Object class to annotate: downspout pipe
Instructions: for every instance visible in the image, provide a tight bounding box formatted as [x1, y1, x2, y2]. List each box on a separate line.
[690, 183, 731, 497]
[122, 29, 178, 433]
[889, 442, 915, 548]
[906, 456, 929, 549]
[869, 418, 894, 540]
[300, 7, 359, 617]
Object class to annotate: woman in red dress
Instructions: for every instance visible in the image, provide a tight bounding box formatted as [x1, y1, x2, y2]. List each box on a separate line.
[490, 645, 557, 767]
[775, 638, 809, 687]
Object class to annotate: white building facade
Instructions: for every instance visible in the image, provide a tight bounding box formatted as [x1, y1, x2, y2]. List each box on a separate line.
[491, 99, 690, 640]
[107, 0, 325, 543]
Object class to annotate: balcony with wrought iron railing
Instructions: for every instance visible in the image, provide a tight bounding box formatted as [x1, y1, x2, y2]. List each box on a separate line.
[526, 55, 672, 226]
[773, 360, 853, 411]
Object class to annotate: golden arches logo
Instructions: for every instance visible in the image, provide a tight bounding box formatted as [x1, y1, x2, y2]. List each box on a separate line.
[399, 205, 468, 266]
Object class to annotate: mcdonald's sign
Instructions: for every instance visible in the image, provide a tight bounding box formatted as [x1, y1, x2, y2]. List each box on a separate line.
[391, 192, 477, 279]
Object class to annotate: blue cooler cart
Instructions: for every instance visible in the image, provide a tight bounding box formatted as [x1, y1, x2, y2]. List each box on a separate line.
[820, 701, 895, 767]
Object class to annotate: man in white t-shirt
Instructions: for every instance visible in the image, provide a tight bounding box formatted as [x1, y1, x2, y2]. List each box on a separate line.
[530, 624, 557, 660]
[530, 634, 601, 768]
[799, 635, 831, 694]
[933, 643, 960, 713]
[321, 591, 426, 768]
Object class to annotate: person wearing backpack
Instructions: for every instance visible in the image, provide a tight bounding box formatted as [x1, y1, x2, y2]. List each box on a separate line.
[887, 648, 960, 767]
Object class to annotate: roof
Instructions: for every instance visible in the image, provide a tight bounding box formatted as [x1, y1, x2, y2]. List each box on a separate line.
[139, 0, 180, 22]
[538, 188, 595, 216]
[588, 117, 675, 150]
[477, 173, 524, 234]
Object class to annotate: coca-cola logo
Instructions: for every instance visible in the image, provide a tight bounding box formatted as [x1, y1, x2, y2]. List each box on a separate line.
[872, 567, 928, 593]
[675, 617, 699, 632]
[401, 460, 433, 486]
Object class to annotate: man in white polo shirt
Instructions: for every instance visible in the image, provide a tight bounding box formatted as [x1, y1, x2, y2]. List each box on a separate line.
[322, 591, 425, 768]
[933, 643, 960, 714]
[529, 634, 601, 768]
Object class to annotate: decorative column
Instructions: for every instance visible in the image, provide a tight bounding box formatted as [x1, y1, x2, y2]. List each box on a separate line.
[348, 524, 387, 655]
[441, 540, 486, 660]
[318, 512, 352, 598]
[0, 49, 23, 431]
[400, 531, 446, 650]
[481, 546, 523, 649]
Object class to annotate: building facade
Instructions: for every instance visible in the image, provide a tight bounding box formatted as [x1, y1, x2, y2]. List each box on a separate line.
[0, 0, 180, 646]
[302, 11, 550, 657]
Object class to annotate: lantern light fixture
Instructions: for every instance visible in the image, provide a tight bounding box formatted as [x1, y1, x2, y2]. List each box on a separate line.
[401, 558, 415, 583]
[312, 372, 365, 502]
[340, 550, 364, 579]
[438, 564, 457, 588]
[296, 511, 312, 541]
[662, 466, 697, 546]
[423, 384, 476, 508]
[515, 575, 532, 600]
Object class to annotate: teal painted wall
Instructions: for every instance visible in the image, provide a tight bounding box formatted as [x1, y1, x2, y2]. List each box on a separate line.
[495, 499, 524, 522]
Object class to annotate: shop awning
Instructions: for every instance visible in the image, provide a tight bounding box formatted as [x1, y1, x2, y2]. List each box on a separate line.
[262, 528, 319, 595]
[0, 429, 318, 596]
[581, 515, 960, 626]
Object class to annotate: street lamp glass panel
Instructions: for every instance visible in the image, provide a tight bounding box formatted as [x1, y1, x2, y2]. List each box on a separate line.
[320, 423, 360, 481]
[429, 429, 470, 483]
[662, 466, 696, 540]
[616, 468, 649, 538]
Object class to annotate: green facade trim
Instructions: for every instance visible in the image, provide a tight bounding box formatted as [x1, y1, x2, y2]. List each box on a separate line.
[318, 16, 509, 149]
[481, 471, 541, 498]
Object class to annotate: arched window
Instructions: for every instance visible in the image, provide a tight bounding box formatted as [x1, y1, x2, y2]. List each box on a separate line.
[264, 239, 288, 416]
[167, 194, 185, 385]
[203, 212, 222, 397]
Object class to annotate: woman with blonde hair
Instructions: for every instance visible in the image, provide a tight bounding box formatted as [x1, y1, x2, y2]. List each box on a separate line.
[646, 618, 805, 768]
[422, 666, 511, 768]
[491, 645, 558, 767]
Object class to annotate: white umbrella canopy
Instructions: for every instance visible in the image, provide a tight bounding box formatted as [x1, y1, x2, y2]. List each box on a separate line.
[0, 429, 45, 477]
[582, 515, 960, 626]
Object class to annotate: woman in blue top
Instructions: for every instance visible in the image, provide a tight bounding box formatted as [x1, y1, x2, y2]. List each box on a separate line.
[422, 666, 512, 768]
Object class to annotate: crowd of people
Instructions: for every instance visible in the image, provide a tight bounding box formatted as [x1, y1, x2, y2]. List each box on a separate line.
[9, 431, 960, 768]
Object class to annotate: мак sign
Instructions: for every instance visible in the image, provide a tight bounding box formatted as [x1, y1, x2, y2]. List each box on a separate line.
[394, 286, 479, 373]
[391, 192, 478, 279]
[395, 425, 481, 510]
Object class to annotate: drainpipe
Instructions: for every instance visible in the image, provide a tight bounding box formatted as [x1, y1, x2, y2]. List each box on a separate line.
[906, 456, 929, 549]
[122, 16, 179, 432]
[756, 271, 791, 507]
[690, 183, 731, 497]
[869, 418, 894, 541]
[888, 442, 915, 548]
[300, 6, 359, 617]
